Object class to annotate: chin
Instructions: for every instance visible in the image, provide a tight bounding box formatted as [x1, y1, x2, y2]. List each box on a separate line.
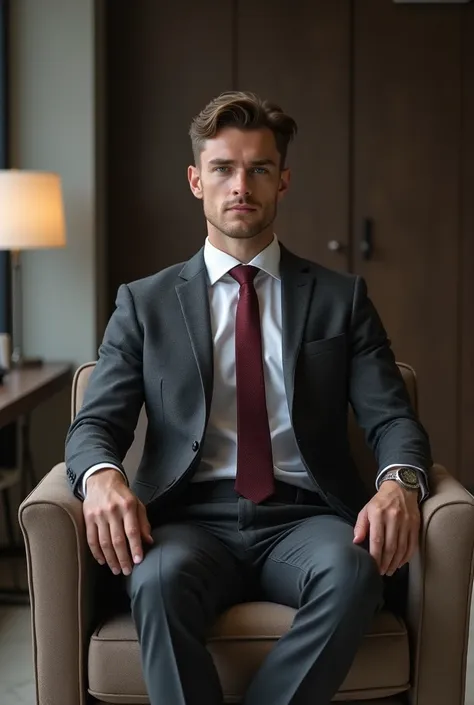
[222, 227, 262, 240]
[206, 210, 271, 240]
[223, 217, 267, 239]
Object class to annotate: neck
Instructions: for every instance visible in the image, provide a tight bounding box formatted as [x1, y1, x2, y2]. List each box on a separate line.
[207, 227, 274, 263]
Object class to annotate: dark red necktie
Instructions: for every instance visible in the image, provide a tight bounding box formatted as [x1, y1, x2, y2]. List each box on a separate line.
[229, 265, 275, 503]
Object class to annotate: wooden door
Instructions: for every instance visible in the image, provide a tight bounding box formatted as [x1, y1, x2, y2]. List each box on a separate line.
[237, 0, 351, 271]
[352, 0, 464, 471]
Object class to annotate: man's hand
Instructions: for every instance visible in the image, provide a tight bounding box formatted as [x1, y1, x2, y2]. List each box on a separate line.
[83, 468, 154, 576]
[353, 480, 420, 576]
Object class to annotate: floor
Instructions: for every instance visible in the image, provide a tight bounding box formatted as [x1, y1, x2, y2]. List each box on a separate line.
[1, 587, 474, 704]
[0, 555, 35, 704]
[0, 606, 35, 704]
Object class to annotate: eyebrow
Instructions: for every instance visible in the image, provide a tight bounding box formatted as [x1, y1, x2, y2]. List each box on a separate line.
[208, 158, 277, 167]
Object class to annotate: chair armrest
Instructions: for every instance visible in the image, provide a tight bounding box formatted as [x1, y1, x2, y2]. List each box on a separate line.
[19, 462, 94, 705]
[406, 463, 474, 705]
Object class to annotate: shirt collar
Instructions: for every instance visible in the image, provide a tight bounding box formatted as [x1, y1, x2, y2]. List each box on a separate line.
[203, 235, 281, 285]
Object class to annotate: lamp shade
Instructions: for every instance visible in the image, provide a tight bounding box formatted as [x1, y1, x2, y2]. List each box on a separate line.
[0, 170, 66, 250]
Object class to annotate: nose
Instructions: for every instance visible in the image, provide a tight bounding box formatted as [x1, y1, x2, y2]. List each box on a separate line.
[231, 170, 252, 197]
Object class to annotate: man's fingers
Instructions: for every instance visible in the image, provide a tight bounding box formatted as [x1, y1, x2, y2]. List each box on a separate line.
[85, 519, 105, 565]
[109, 514, 133, 575]
[83, 481, 150, 573]
[138, 502, 154, 544]
[380, 512, 399, 575]
[97, 518, 121, 575]
[353, 508, 369, 544]
[123, 504, 146, 566]
[364, 486, 421, 576]
[368, 511, 385, 570]
[386, 525, 409, 576]
[400, 523, 420, 567]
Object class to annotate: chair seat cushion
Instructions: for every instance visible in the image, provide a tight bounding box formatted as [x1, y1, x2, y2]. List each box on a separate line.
[88, 602, 409, 704]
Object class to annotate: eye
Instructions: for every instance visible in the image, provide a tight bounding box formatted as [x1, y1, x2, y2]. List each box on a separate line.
[252, 167, 269, 174]
[214, 166, 230, 173]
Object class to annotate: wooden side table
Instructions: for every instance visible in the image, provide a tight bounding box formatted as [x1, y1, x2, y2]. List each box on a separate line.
[0, 362, 73, 603]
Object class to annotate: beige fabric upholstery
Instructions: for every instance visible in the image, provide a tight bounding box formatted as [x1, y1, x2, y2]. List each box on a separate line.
[88, 605, 409, 703]
[19, 362, 474, 705]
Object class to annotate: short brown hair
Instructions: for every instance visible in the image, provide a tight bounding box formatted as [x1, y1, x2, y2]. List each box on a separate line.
[189, 91, 298, 168]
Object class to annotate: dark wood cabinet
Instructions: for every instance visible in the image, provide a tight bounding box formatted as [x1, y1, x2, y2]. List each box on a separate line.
[104, 0, 474, 486]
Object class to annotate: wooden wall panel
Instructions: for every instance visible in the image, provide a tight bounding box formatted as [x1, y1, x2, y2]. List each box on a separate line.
[352, 0, 462, 471]
[460, 3, 474, 488]
[237, 0, 350, 270]
[106, 1, 233, 308]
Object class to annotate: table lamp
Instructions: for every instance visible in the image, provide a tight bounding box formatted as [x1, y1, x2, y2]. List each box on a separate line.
[0, 170, 66, 367]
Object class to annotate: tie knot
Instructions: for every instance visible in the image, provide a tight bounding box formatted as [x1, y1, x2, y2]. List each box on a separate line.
[229, 265, 259, 287]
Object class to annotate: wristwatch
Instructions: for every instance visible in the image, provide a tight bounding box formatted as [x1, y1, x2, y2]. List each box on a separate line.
[380, 467, 420, 492]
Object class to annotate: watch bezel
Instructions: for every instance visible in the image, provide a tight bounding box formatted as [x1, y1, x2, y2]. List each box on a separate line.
[396, 467, 420, 489]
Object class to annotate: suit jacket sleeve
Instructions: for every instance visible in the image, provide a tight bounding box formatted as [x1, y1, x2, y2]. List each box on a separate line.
[65, 284, 144, 498]
[348, 276, 432, 484]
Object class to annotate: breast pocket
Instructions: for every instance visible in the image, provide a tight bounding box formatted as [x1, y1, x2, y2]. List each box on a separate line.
[301, 333, 347, 357]
[296, 333, 348, 415]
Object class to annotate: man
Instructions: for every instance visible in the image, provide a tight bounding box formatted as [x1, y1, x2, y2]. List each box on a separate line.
[66, 91, 432, 705]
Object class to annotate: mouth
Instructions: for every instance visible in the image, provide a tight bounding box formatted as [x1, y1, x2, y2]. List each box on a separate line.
[228, 205, 257, 213]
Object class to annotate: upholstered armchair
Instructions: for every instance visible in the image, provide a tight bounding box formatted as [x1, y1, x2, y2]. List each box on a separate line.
[19, 362, 474, 705]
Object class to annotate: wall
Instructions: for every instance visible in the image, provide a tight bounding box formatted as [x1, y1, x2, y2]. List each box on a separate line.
[2, 0, 99, 546]
[9, 0, 97, 366]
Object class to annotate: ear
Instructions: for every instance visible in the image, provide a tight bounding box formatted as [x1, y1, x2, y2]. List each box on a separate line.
[188, 165, 203, 200]
[277, 168, 291, 201]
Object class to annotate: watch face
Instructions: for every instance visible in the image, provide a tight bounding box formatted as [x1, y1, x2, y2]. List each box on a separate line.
[399, 468, 419, 487]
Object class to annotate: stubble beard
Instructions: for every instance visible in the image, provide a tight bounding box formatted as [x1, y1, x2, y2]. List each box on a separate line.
[204, 199, 278, 240]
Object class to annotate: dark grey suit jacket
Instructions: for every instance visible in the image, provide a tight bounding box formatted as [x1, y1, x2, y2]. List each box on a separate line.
[65, 243, 432, 522]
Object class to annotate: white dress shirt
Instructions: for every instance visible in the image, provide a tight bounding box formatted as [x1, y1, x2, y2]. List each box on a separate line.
[82, 235, 426, 499]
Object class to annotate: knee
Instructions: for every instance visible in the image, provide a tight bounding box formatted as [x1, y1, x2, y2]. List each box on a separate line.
[128, 543, 197, 609]
[335, 544, 383, 607]
[352, 545, 383, 599]
[308, 543, 383, 610]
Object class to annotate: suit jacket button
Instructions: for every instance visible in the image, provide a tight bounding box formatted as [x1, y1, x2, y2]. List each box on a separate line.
[192, 441, 199, 452]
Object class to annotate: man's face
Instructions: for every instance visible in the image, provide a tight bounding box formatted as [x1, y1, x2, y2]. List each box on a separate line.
[188, 127, 290, 241]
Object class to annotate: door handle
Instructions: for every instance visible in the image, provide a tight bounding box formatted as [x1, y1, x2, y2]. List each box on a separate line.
[327, 239, 344, 253]
[360, 218, 374, 261]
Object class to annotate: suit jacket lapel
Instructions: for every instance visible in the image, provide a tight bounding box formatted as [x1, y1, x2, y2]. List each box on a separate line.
[175, 242, 315, 422]
[175, 248, 214, 415]
[280, 243, 316, 414]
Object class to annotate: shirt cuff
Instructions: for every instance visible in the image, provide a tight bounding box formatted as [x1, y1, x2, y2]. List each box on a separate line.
[81, 464, 127, 499]
[376, 464, 429, 502]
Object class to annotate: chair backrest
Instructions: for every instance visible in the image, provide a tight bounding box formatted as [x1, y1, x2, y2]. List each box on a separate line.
[71, 361, 418, 490]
